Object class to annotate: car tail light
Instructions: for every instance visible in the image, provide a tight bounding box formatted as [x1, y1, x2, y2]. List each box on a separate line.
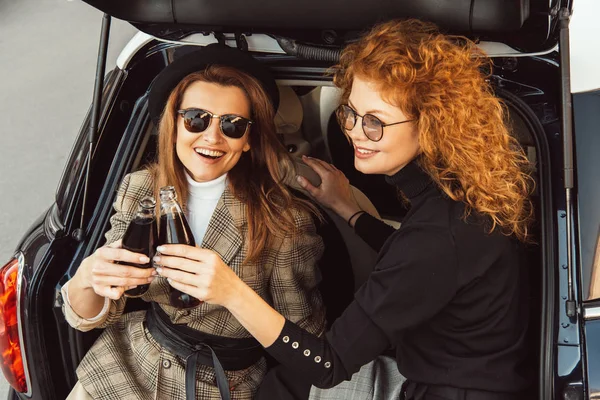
[0, 255, 30, 394]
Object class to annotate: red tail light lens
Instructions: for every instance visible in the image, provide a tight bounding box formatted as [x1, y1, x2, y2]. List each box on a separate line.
[0, 257, 29, 393]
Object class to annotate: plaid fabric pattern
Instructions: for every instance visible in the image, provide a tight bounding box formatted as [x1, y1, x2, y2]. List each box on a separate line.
[309, 356, 405, 400]
[63, 170, 326, 399]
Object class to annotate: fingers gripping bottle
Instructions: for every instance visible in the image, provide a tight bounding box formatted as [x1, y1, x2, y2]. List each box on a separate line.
[122, 196, 159, 297]
[158, 186, 201, 308]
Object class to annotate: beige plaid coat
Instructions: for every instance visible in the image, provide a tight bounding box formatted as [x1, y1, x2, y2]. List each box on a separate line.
[62, 170, 326, 400]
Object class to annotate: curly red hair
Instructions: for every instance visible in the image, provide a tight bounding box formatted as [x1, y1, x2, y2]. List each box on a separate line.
[334, 19, 534, 241]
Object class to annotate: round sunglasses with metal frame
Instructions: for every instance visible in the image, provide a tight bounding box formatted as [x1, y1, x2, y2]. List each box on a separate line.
[336, 104, 414, 142]
[177, 108, 253, 139]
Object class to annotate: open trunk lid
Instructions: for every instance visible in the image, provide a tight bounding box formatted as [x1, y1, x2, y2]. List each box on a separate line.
[82, 0, 569, 54]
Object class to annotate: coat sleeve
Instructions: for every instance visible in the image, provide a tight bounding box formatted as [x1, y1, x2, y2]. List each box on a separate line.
[268, 210, 327, 337]
[265, 225, 458, 388]
[354, 212, 398, 252]
[62, 173, 142, 331]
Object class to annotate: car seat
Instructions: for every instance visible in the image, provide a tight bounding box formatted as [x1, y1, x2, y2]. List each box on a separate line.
[275, 85, 382, 304]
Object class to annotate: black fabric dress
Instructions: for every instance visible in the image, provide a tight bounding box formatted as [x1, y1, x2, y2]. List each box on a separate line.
[258, 160, 531, 400]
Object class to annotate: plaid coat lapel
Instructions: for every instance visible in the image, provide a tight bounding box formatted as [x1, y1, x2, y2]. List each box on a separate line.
[200, 184, 245, 267]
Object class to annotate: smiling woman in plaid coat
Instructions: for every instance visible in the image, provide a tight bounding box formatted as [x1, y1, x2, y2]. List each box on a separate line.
[61, 45, 326, 400]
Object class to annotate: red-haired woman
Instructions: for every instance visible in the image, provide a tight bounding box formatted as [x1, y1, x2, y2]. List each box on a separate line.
[62, 45, 325, 400]
[155, 20, 534, 400]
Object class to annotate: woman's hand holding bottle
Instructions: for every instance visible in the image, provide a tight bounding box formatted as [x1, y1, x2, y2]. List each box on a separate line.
[72, 240, 158, 301]
[153, 245, 241, 308]
[154, 244, 286, 348]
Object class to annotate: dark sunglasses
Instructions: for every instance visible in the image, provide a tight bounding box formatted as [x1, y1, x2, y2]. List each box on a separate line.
[336, 104, 414, 142]
[177, 108, 253, 139]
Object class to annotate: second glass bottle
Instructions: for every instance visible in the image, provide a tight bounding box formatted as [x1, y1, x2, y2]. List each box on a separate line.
[158, 186, 201, 308]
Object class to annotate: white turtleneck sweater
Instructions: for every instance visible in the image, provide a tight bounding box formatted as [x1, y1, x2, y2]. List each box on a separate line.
[185, 172, 228, 245]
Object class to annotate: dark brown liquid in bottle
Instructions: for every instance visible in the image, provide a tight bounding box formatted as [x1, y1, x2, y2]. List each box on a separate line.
[122, 217, 158, 297]
[159, 213, 201, 308]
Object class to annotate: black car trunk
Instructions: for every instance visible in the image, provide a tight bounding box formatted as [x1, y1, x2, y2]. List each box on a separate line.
[37, 2, 574, 400]
[53, 48, 557, 400]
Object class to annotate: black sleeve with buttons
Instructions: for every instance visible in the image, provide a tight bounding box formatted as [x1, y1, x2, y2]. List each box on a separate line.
[265, 160, 531, 393]
[265, 215, 456, 389]
[265, 212, 397, 388]
[267, 299, 391, 388]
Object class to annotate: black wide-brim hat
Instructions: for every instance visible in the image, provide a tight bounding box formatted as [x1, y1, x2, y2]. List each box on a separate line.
[148, 44, 279, 126]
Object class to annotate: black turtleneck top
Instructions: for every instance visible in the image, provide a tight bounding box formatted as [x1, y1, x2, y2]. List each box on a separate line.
[266, 160, 530, 393]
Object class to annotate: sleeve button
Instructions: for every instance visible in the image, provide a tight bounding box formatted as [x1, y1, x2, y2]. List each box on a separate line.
[303, 349, 311, 356]
[314, 356, 322, 363]
[282, 336, 290, 343]
[324, 362, 331, 369]
[292, 342, 299, 349]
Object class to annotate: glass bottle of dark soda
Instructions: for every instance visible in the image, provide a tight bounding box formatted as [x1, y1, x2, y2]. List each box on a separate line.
[158, 186, 201, 308]
[121, 196, 158, 297]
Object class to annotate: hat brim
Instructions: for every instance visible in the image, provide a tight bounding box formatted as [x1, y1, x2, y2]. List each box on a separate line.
[148, 44, 279, 126]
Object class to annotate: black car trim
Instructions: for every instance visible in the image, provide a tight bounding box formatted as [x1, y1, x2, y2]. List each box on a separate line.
[19, 223, 59, 398]
[72, 13, 113, 244]
[496, 87, 556, 400]
[558, 8, 577, 318]
[56, 68, 125, 227]
[43, 204, 65, 241]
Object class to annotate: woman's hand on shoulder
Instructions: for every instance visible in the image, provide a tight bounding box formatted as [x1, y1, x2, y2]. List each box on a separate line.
[153, 245, 241, 307]
[73, 240, 157, 300]
[296, 155, 362, 221]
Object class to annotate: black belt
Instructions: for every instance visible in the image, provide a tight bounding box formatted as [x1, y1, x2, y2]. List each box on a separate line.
[401, 381, 526, 400]
[145, 302, 264, 400]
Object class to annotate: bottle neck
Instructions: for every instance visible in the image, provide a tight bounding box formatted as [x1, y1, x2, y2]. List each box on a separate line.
[160, 199, 184, 217]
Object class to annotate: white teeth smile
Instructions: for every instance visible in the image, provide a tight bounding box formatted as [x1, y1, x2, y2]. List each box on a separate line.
[195, 148, 225, 158]
[356, 148, 377, 154]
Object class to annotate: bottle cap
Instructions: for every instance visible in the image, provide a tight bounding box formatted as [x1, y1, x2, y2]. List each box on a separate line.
[159, 186, 177, 202]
